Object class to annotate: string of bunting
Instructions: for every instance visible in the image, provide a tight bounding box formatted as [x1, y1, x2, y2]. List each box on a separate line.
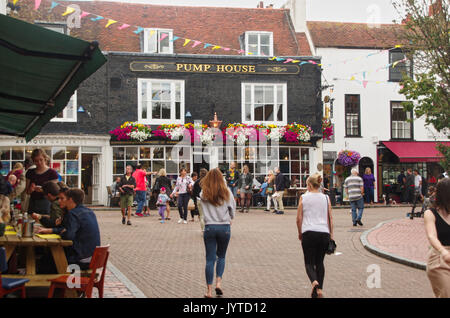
[17, 0, 323, 67]
[332, 77, 405, 89]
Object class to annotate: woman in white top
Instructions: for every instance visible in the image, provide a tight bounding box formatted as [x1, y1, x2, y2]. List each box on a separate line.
[296, 173, 334, 298]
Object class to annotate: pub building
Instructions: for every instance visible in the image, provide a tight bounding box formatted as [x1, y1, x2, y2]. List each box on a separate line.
[3, 1, 323, 206]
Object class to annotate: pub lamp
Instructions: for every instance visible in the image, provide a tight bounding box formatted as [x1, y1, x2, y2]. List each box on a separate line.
[209, 112, 222, 129]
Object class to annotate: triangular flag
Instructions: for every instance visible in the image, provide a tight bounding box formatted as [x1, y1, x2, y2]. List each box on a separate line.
[237, 49, 245, 54]
[363, 72, 366, 79]
[13, 0, 19, 5]
[362, 81, 368, 88]
[247, 52, 254, 55]
[183, 39, 191, 46]
[299, 61, 308, 66]
[118, 24, 130, 30]
[292, 60, 300, 63]
[170, 36, 180, 42]
[159, 33, 169, 42]
[34, 0, 41, 10]
[395, 45, 403, 48]
[350, 76, 356, 81]
[393, 61, 401, 68]
[222, 47, 230, 51]
[149, 30, 156, 37]
[283, 58, 293, 64]
[134, 27, 144, 34]
[203, 43, 213, 49]
[276, 57, 285, 61]
[376, 81, 381, 84]
[269, 57, 277, 61]
[308, 60, 317, 65]
[91, 16, 104, 22]
[105, 19, 117, 28]
[80, 11, 90, 19]
[212, 46, 221, 50]
[192, 41, 202, 48]
[62, 6, 75, 16]
[48, 1, 59, 12]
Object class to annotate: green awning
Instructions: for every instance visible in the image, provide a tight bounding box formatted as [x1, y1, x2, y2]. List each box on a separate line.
[0, 14, 107, 141]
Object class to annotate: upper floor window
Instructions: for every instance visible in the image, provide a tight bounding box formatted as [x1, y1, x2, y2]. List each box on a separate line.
[35, 22, 68, 35]
[143, 29, 173, 54]
[245, 32, 273, 56]
[138, 79, 184, 125]
[51, 92, 77, 122]
[391, 101, 413, 140]
[389, 50, 412, 82]
[345, 94, 361, 137]
[242, 83, 287, 125]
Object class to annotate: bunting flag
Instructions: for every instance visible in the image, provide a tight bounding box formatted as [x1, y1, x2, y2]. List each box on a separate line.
[192, 40, 202, 48]
[34, 0, 41, 10]
[80, 11, 90, 19]
[350, 76, 356, 81]
[269, 57, 277, 61]
[13, 0, 19, 5]
[299, 61, 308, 66]
[362, 81, 368, 88]
[62, 6, 75, 16]
[222, 47, 231, 51]
[118, 23, 130, 30]
[283, 58, 293, 64]
[91, 16, 104, 22]
[212, 46, 221, 50]
[159, 33, 169, 42]
[48, 1, 59, 12]
[149, 30, 156, 37]
[237, 50, 245, 54]
[105, 19, 117, 28]
[133, 27, 144, 34]
[183, 39, 191, 46]
[292, 60, 300, 63]
[203, 43, 213, 49]
[170, 36, 180, 42]
[275, 57, 285, 62]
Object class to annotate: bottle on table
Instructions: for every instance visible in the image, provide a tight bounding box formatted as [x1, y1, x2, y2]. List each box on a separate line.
[17, 213, 23, 238]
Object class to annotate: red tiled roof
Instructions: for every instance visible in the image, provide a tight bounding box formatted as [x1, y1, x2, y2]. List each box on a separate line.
[307, 21, 408, 49]
[13, 0, 312, 56]
[295, 32, 312, 56]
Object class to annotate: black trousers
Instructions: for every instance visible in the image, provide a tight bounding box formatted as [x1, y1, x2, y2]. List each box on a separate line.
[301, 231, 330, 289]
[177, 193, 191, 220]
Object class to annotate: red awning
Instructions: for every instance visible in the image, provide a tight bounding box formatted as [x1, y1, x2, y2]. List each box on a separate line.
[382, 141, 450, 163]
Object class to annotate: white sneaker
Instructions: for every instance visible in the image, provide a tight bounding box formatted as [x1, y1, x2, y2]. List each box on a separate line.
[183, 220, 188, 224]
[178, 219, 183, 224]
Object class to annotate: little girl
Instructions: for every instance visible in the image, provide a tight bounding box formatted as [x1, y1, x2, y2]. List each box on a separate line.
[157, 187, 170, 224]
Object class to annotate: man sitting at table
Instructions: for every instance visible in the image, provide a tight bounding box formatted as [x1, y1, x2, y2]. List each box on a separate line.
[57, 188, 101, 270]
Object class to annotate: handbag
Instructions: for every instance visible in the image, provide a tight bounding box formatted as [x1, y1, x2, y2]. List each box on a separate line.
[266, 186, 273, 195]
[188, 198, 196, 211]
[325, 195, 336, 255]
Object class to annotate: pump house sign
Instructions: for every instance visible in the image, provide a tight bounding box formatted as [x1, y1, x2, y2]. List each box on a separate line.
[130, 61, 300, 75]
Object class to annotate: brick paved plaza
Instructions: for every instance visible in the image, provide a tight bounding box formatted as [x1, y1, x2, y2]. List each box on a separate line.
[96, 206, 434, 298]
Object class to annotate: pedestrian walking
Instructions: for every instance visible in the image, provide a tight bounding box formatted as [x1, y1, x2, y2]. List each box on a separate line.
[156, 187, 170, 224]
[199, 168, 235, 298]
[25, 149, 59, 215]
[424, 178, 450, 298]
[118, 165, 136, 225]
[405, 168, 415, 204]
[190, 172, 200, 222]
[264, 171, 278, 212]
[362, 167, 376, 204]
[274, 167, 286, 214]
[132, 164, 154, 217]
[344, 168, 365, 226]
[397, 171, 406, 203]
[225, 162, 240, 206]
[296, 173, 334, 298]
[171, 168, 194, 224]
[153, 168, 173, 220]
[236, 165, 253, 213]
[194, 168, 208, 231]
[414, 169, 423, 202]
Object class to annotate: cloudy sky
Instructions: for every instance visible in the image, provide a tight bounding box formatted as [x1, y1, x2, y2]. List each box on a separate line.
[69, 0, 404, 24]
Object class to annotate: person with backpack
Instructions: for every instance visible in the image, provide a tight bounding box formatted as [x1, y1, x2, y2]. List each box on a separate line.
[274, 167, 287, 215]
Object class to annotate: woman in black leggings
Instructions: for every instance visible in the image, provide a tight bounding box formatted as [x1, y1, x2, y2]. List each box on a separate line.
[296, 173, 334, 298]
[170, 168, 193, 224]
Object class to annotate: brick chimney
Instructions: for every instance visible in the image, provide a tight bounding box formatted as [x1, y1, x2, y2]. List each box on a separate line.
[284, 0, 307, 32]
[257, 1, 264, 8]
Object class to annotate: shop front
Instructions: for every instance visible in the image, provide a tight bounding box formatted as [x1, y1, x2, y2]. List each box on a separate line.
[377, 141, 449, 202]
[0, 135, 110, 205]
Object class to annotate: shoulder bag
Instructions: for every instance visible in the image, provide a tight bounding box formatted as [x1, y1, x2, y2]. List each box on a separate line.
[325, 195, 337, 255]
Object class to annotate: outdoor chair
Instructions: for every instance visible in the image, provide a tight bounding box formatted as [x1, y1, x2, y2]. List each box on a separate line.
[0, 247, 29, 298]
[47, 245, 110, 298]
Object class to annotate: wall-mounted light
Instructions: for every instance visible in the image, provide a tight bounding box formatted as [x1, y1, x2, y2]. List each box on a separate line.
[209, 112, 222, 129]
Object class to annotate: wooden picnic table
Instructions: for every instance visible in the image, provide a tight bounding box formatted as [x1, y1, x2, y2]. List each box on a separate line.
[0, 232, 73, 287]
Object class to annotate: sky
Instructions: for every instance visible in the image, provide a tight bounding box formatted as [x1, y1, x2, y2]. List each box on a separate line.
[78, 0, 404, 24]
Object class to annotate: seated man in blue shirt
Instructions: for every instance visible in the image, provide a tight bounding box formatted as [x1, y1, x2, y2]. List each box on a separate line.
[58, 188, 101, 270]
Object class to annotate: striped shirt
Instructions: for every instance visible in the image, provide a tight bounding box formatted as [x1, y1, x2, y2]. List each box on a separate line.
[344, 175, 364, 201]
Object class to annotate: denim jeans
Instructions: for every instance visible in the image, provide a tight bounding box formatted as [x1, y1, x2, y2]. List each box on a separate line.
[177, 193, 191, 220]
[350, 197, 364, 222]
[364, 187, 374, 203]
[135, 190, 146, 214]
[203, 224, 231, 285]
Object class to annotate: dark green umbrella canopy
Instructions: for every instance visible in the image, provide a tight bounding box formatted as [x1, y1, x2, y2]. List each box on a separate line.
[0, 14, 107, 141]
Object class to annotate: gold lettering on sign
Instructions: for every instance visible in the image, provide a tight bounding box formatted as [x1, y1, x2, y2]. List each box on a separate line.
[176, 64, 183, 71]
[249, 65, 256, 73]
[204, 65, 211, 72]
[216, 65, 225, 72]
[267, 66, 287, 73]
[193, 64, 203, 72]
[144, 64, 165, 70]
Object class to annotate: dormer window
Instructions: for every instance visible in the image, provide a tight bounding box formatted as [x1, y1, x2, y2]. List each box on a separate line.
[143, 29, 173, 54]
[245, 31, 273, 56]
